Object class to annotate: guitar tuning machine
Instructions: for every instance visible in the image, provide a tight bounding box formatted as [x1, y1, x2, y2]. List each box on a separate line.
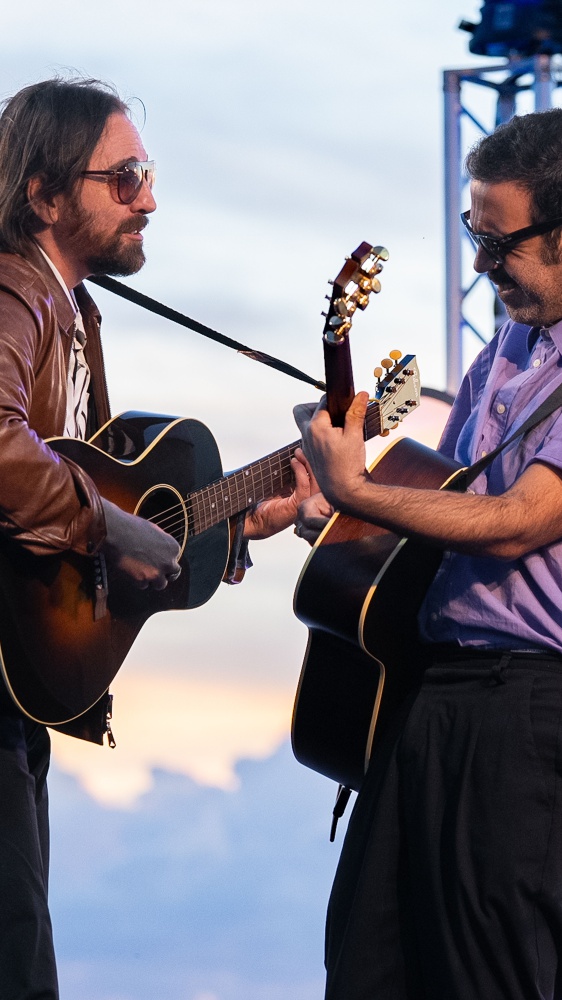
[371, 246, 389, 262]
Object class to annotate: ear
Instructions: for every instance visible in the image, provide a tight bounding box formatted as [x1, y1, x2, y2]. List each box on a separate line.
[27, 175, 60, 226]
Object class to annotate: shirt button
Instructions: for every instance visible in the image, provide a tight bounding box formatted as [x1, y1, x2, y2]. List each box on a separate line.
[482, 450, 487, 457]
[496, 403, 506, 414]
[533, 358, 541, 368]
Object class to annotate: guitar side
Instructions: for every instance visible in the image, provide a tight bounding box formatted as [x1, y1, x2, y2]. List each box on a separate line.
[292, 436, 464, 791]
[0, 413, 229, 726]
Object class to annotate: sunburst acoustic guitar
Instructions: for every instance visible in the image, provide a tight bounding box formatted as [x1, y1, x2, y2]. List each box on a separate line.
[0, 265, 420, 728]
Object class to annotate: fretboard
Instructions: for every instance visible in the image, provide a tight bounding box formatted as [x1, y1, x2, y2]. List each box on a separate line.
[187, 398, 385, 536]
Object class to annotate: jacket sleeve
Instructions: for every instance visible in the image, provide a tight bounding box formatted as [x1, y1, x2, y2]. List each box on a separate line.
[0, 286, 106, 556]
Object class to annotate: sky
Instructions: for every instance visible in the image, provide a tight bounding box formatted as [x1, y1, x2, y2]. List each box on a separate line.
[0, 1, 522, 998]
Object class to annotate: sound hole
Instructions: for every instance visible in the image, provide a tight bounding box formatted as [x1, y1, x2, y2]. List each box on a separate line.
[135, 486, 189, 555]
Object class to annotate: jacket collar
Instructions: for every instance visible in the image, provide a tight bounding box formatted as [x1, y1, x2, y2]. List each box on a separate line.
[25, 243, 77, 337]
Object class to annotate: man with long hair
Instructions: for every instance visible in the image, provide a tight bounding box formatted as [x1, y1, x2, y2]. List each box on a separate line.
[0, 77, 311, 998]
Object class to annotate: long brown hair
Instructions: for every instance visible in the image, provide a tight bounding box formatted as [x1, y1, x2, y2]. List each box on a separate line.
[0, 77, 129, 254]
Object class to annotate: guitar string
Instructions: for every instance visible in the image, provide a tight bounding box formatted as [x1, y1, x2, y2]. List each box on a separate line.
[155, 455, 298, 540]
[141, 406, 386, 539]
[139, 401, 388, 540]
[146, 447, 297, 528]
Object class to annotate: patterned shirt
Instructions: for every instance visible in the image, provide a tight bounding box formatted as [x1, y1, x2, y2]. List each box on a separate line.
[36, 247, 90, 439]
[63, 303, 90, 439]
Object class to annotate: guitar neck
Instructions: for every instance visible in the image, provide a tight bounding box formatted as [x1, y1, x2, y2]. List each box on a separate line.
[324, 337, 355, 428]
[188, 397, 388, 536]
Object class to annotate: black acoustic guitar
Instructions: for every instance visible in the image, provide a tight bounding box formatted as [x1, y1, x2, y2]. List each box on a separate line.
[291, 243, 463, 795]
[0, 359, 419, 727]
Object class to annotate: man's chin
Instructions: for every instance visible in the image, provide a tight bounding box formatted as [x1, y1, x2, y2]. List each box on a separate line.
[496, 289, 537, 326]
[87, 248, 146, 278]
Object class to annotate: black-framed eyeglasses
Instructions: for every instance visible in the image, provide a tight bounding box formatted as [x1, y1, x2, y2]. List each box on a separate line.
[80, 160, 156, 205]
[461, 209, 562, 264]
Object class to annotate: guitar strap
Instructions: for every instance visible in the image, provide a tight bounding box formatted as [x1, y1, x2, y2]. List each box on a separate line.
[87, 274, 327, 392]
[454, 380, 562, 491]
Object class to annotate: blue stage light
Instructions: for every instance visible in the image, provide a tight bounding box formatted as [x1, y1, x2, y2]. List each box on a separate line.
[459, 1, 562, 57]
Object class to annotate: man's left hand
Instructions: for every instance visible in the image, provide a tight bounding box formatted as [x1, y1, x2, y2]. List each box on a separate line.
[243, 449, 320, 539]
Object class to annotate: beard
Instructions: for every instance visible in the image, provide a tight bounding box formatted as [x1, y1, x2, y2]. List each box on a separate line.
[489, 268, 551, 327]
[60, 196, 148, 278]
[85, 224, 147, 277]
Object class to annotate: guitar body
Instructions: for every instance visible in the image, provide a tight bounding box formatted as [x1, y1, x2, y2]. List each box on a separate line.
[292, 436, 464, 791]
[0, 412, 229, 725]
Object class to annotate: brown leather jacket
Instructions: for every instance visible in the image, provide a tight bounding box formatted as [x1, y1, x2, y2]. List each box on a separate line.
[0, 245, 109, 555]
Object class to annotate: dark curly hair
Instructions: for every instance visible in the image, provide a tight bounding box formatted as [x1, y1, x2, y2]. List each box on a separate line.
[466, 108, 562, 258]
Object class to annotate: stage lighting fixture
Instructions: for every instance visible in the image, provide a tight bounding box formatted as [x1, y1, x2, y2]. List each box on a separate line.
[459, 1, 562, 57]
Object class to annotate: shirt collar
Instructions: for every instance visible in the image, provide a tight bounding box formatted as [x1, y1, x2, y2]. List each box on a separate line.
[35, 245, 77, 314]
[540, 317, 562, 354]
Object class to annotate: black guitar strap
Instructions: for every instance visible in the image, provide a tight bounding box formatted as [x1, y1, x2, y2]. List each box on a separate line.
[87, 274, 327, 392]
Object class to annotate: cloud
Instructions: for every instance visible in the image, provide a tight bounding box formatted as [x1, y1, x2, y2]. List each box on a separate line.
[49, 743, 341, 1000]
[50, 673, 298, 804]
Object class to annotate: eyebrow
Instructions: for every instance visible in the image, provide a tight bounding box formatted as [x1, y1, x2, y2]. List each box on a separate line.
[465, 212, 504, 237]
[94, 154, 148, 172]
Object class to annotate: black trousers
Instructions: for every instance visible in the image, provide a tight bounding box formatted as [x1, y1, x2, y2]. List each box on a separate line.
[0, 705, 58, 1000]
[325, 652, 562, 1000]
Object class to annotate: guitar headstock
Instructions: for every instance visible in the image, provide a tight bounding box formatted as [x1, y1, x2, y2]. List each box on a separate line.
[322, 242, 389, 345]
[365, 352, 421, 440]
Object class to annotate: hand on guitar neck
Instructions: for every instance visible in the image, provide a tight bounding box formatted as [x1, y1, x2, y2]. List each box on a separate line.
[295, 391, 371, 520]
[101, 498, 182, 590]
[294, 397, 356, 545]
[242, 449, 319, 540]
[292, 243, 412, 547]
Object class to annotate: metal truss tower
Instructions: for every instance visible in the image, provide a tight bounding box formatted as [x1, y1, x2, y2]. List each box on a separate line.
[444, 54, 561, 394]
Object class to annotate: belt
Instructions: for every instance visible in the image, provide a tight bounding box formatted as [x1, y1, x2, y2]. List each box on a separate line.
[427, 643, 562, 663]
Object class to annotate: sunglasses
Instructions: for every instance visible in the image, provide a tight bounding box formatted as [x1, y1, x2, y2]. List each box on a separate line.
[80, 160, 156, 205]
[461, 209, 562, 264]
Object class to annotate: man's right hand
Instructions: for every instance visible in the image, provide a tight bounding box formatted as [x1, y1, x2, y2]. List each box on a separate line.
[100, 498, 182, 590]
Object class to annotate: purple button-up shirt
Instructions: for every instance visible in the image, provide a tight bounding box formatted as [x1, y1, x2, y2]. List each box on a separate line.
[418, 317, 562, 652]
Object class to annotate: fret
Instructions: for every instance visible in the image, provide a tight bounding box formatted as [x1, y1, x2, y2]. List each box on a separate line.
[184, 392, 394, 539]
[188, 442, 298, 537]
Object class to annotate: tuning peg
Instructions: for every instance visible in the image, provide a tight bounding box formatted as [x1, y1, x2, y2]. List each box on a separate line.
[373, 366, 383, 381]
[334, 298, 350, 318]
[380, 358, 393, 371]
[389, 349, 402, 362]
[354, 293, 370, 310]
[371, 246, 389, 261]
[328, 315, 345, 328]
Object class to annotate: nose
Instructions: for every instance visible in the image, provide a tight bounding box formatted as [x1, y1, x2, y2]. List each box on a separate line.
[131, 179, 156, 214]
[473, 244, 498, 274]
